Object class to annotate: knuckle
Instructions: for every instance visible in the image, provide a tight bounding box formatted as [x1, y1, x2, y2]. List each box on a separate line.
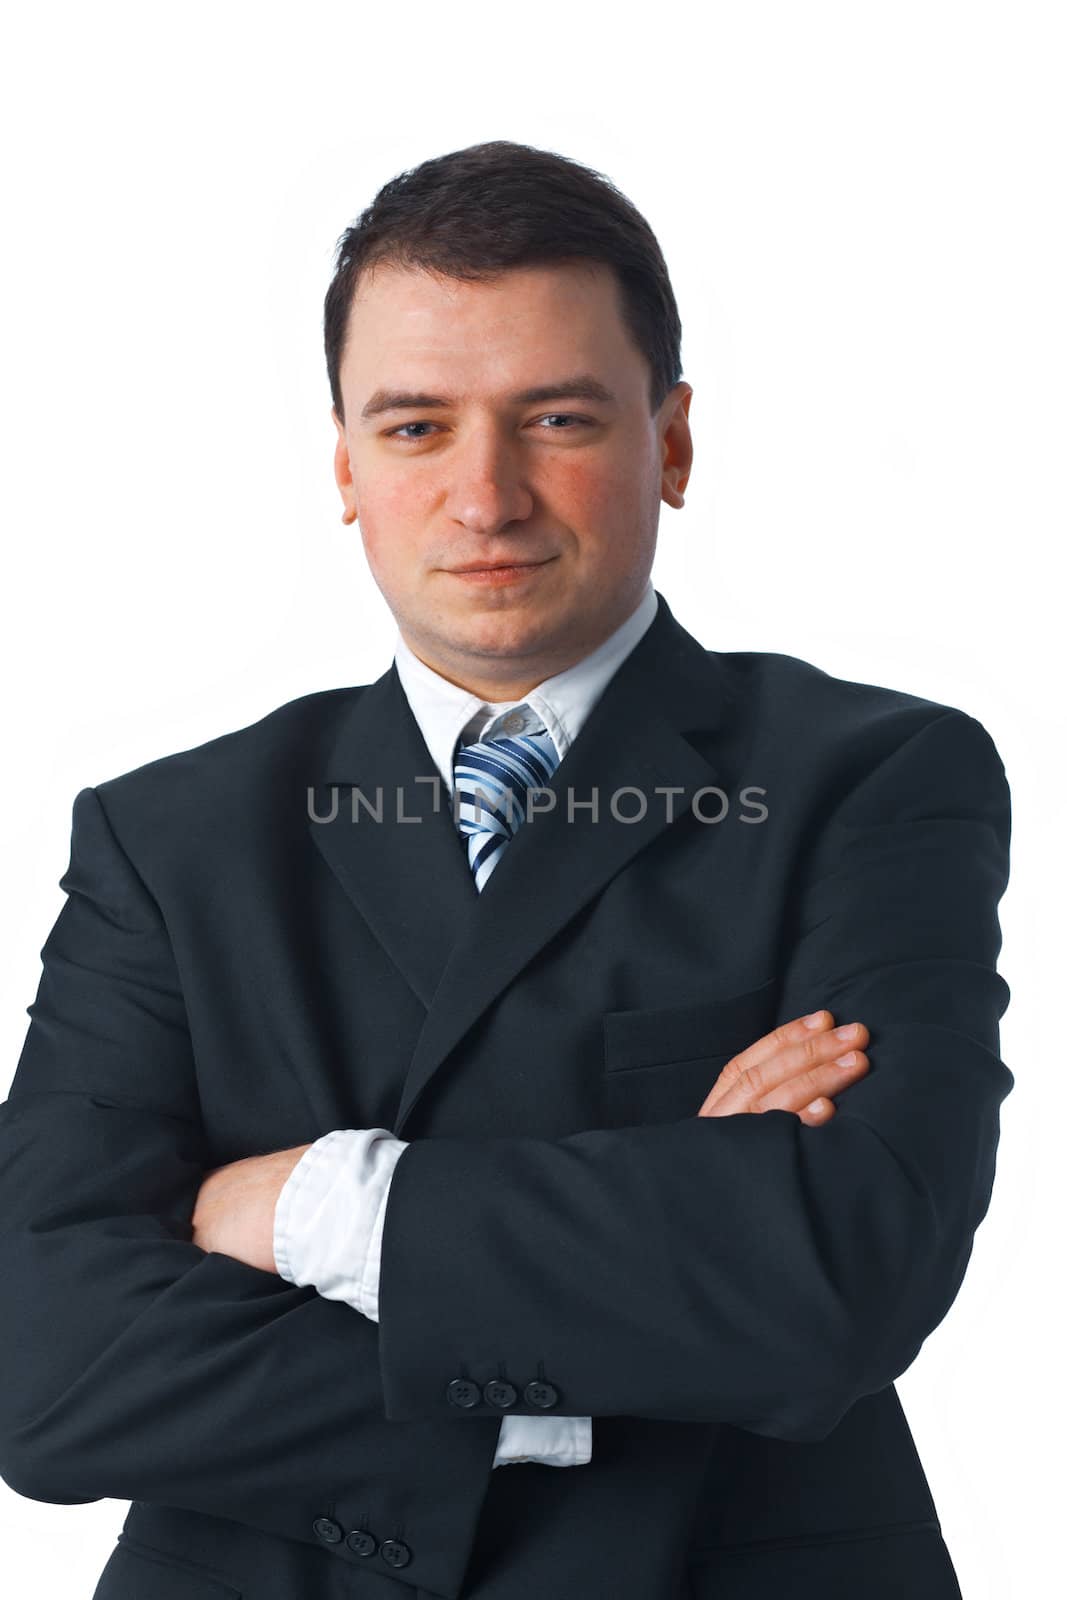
[739, 1063, 765, 1100]
[717, 1058, 745, 1090]
[805, 1066, 831, 1097]
[805, 1033, 833, 1065]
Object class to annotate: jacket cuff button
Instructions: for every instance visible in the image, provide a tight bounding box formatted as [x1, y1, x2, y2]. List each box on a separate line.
[345, 1529, 377, 1557]
[524, 1379, 560, 1409]
[446, 1376, 482, 1408]
[381, 1538, 412, 1568]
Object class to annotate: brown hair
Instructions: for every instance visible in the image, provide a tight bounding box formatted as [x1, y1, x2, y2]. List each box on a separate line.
[324, 139, 683, 424]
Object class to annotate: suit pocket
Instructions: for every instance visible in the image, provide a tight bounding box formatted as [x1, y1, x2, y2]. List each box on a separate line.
[601, 978, 779, 1125]
[91, 1537, 243, 1599]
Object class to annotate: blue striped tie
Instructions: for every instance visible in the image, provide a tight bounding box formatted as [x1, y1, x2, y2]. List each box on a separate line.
[452, 710, 561, 893]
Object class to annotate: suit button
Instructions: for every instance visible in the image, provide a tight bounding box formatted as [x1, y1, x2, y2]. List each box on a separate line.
[484, 1378, 518, 1408]
[446, 1377, 482, 1409]
[524, 1379, 560, 1409]
[313, 1516, 343, 1543]
[380, 1538, 412, 1568]
[345, 1529, 377, 1557]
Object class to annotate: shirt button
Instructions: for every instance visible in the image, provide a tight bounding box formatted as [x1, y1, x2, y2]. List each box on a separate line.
[313, 1516, 343, 1543]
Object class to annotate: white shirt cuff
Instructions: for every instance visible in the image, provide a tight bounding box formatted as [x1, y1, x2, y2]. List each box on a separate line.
[273, 1127, 408, 1320]
[494, 1412, 593, 1467]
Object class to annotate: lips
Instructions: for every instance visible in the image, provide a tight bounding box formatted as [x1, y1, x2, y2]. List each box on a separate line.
[449, 559, 550, 573]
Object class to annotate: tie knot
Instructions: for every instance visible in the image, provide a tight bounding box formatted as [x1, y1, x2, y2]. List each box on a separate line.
[451, 714, 561, 892]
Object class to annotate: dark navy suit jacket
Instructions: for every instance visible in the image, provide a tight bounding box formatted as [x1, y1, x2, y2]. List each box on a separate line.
[0, 590, 1011, 1598]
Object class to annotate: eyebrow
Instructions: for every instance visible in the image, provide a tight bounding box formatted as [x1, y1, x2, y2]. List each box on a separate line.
[359, 374, 618, 423]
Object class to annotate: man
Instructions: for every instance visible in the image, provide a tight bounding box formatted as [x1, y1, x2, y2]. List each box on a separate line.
[0, 141, 1010, 1599]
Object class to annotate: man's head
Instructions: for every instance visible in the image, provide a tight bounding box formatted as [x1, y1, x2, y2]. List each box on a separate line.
[325, 140, 693, 701]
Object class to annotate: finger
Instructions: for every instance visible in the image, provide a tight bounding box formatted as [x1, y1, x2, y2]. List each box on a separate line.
[700, 1089, 840, 1125]
[797, 1096, 835, 1127]
[755, 1049, 870, 1117]
[704, 1016, 869, 1114]
[700, 1010, 838, 1111]
[702, 1039, 869, 1119]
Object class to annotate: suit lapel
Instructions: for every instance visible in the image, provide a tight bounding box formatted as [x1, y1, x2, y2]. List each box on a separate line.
[308, 591, 737, 1135]
[307, 665, 479, 1013]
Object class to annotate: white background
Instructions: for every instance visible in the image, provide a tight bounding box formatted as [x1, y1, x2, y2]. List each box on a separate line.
[1, 2, 1062, 1595]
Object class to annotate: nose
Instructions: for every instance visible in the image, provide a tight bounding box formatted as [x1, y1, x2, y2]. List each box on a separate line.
[443, 428, 534, 535]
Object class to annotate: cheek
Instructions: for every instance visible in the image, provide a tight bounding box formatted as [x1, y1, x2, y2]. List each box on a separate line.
[547, 455, 619, 519]
[548, 448, 655, 553]
[550, 426, 655, 507]
[357, 481, 434, 569]
[364, 472, 434, 525]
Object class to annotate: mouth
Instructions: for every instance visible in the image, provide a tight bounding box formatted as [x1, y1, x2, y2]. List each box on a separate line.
[445, 556, 558, 585]
[448, 557, 554, 573]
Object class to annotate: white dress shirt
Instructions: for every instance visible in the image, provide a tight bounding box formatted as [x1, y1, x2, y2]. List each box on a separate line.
[273, 580, 659, 1467]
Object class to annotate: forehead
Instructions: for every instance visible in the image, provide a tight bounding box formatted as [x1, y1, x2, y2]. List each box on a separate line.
[341, 259, 636, 386]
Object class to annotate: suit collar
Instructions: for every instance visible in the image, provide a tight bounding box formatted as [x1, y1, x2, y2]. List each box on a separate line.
[309, 589, 737, 1134]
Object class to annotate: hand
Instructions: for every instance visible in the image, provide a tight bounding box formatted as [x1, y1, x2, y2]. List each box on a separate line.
[697, 1011, 869, 1126]
[191, 1143, 313, 1275]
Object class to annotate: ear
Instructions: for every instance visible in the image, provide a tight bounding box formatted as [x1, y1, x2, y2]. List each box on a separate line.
[332, 409, 358, 526]
[660, 384, 694, 509]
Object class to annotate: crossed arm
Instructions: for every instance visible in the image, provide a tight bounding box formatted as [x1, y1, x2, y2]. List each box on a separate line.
[362, 709, 1011, 1436]
[189, 1009, 873, 1274]
[0, 708, 1011, 1589]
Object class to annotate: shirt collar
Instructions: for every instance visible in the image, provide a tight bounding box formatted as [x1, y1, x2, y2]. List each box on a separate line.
[393, 579, 659, 792]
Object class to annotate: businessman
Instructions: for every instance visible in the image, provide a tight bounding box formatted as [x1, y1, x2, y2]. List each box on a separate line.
[0, 141, 1011, 1600]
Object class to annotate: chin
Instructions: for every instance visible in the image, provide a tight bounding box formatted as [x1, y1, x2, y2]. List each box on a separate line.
[460, 608, 553, 651]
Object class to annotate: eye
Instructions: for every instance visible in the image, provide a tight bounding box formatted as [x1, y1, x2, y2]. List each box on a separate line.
[383, 413, 594, 442]
[385, 421, 438, 440]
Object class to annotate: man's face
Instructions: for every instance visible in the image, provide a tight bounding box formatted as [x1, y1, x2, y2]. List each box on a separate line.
[332, 258, 692, 699]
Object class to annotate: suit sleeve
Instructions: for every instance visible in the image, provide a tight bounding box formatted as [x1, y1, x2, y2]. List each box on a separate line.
[375, 708, 1013, 1443]
[0, 786, 501, 1600]
[275, 1127, 594, 1467]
